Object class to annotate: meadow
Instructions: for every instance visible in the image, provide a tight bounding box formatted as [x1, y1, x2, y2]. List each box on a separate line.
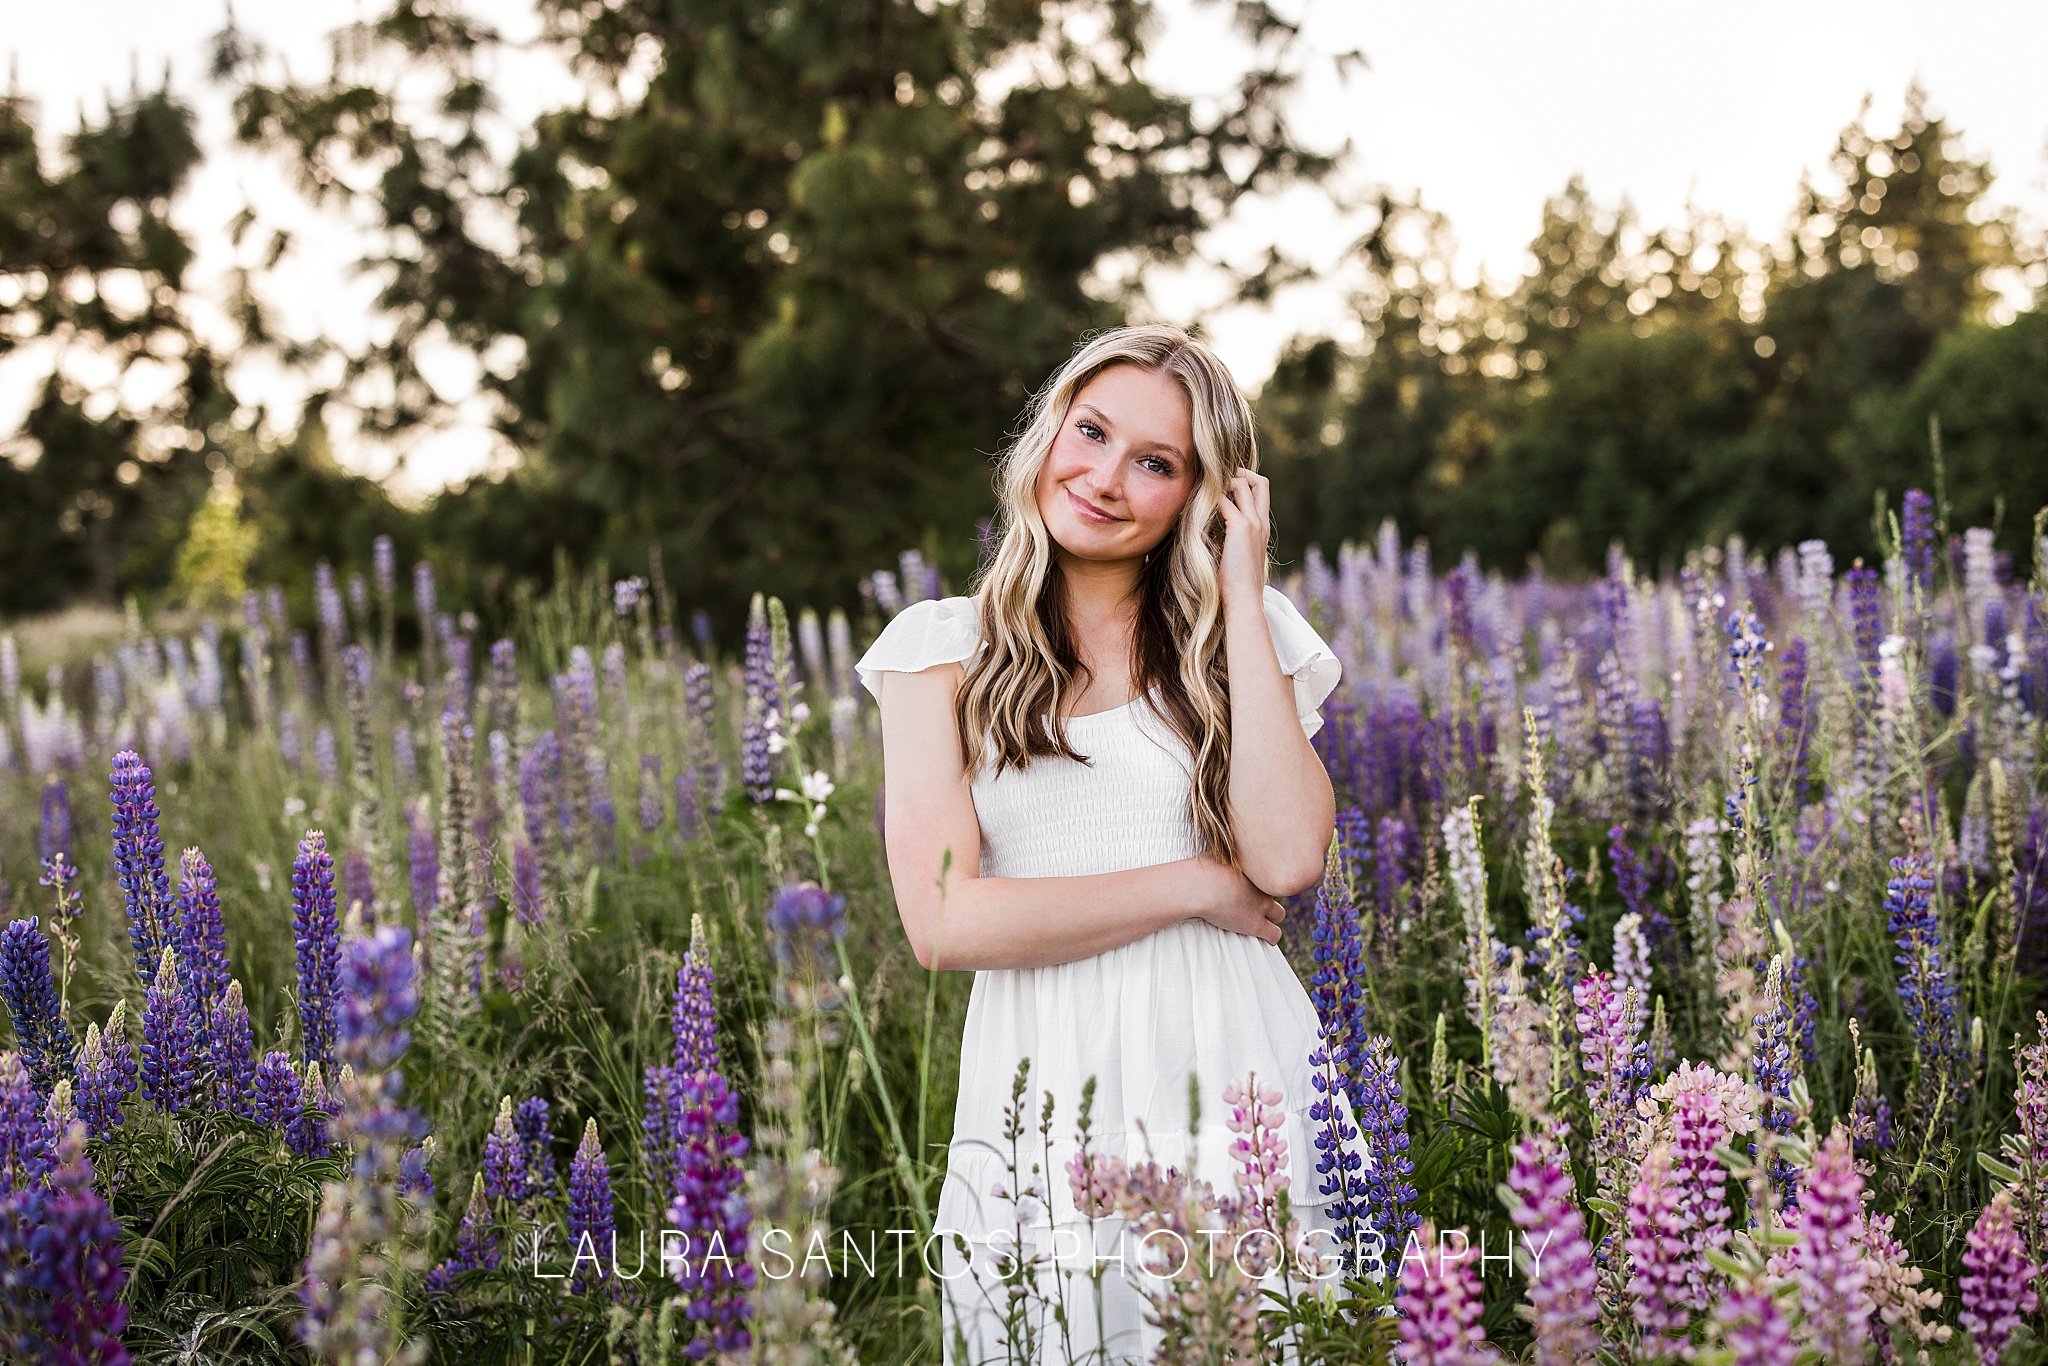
[2, 490, 2047, 1364]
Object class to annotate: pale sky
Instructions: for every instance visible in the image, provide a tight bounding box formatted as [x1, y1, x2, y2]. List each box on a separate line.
[6, 1, 2046, 500]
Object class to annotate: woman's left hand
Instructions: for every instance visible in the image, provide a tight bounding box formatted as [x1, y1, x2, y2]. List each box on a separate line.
[1216, 469, 1271, 607]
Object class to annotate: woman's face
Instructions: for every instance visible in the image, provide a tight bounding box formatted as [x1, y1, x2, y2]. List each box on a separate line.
[1034, 363, 1197, 565]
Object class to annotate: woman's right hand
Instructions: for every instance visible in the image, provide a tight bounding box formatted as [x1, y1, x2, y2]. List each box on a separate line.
[1189, 854, 1288, 945]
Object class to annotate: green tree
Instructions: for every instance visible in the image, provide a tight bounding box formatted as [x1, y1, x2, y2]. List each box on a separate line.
[215, 0, 1355, 626]
[0, 79, 230, 612]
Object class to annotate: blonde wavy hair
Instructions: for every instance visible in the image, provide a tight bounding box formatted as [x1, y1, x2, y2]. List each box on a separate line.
[953, 323, 1261, 871]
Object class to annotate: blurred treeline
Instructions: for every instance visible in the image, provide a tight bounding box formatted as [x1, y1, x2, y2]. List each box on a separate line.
[2, 0, 2044, 637]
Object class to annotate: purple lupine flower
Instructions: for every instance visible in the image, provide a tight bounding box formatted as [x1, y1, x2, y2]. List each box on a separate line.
[764, 881, 848, 986]
[208, 981, 257, 1118]
[0, 918, 74, 1096]
[252, 1049, 302, 1134]
[1776, 636, 1816, 810]
[37, 777, 73, 864]
[1625, 1144, 1692, 1355]
[1650, 1062, 1750, 1308]
[1308, 839, 1370, 1087]
[0, 1052, 56, 1191]
[407, 801, 438, 922]
[511, 839, 543, 927]
[291, 832, 342, 1069]
[1356, 1032, 1420, 1260]
[1503, 1136, 1598, 1366]
[1750, 956, 1801, 1208]
[482, 1096, 529, 1204]
[398, 1142, 434, 1202]
[173, 846, 231, 1036]
[1606, 826, 1668, 962]
[412, 560, 437, 625]
[516, 1096, 558, 1195]
[392, 723, 417, 790]
[637, 754, 663, 834]
[23, 1119, 132, 1363]
[372, 535, 396, 598]
[109, 750, 174, 988]
[140, 948, 199, 1113]
[1713, 1283, 1795, 1364]
[341, 848, 375, 927]
[1901, 488, 1935, 592]
[674, 768, 702, 842]
[1394, 1220, 1501, 1365]
[1573, 970, 1647, 1208]
[332, 923, 424, 1149]
[1885, 854, 1967, 1108]
[1778, 1127, 1872, 1359]
[1307, 1032, 1371, 1277]
[1846, 564, 1883, 686]
[426, 1172, 501, 1293]
[642, 1061, 678, 1210]
[519, 729, 562, 864]
[74, 1005, 136, 1139]
[663, 920, 755, 1353]
[287, 1063, 332, 1159]
[567, 1117, 616, 1293]
[346, 569, 369, 627]
[1959, 1191, 2039, 1366]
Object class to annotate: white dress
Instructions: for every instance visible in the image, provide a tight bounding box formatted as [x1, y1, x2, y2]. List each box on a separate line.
[856, 583, 1356, 1365]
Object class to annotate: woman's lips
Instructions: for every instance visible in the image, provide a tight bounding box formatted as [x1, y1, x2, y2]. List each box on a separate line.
[1067, 488, 1123, 524]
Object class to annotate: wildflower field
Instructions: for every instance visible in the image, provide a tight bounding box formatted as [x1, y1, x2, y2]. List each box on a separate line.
[2, 491, 2047, 1364]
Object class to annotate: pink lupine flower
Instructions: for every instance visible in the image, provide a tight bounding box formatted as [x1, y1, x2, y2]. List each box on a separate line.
[1625, 1144, 1693, 1358]
[1771, 1127, 1872, 1359]
[1959, 1191, 2039, 1366]
[1502, 1136, 1598, 1366]
[1395, 1221, 1503, 1365]
[1861, 1207, 1949, 1362]
[1712, 1283, 1795, 1365]
[1638, 1061, 1754, 1308]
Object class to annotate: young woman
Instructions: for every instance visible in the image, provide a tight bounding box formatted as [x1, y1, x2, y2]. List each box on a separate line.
[856, 324, 1357, 1363]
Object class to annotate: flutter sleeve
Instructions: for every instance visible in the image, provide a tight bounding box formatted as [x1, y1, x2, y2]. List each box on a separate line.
[1261, 583, 1343, 740]
[855, 597, 982, 705]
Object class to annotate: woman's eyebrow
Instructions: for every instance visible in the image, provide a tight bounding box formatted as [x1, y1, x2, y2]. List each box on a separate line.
[1075, 404, 1186, 460]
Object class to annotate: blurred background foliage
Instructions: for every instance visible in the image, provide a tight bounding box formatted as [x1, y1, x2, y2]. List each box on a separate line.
[1, 1, 2044, 635]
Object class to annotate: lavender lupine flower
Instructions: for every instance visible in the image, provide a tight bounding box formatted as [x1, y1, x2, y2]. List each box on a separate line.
[519, 729, 562, 865]
[392, 723, 417, 790]
[1959, 1191, 2039, 1366]
[482, 1096, 528, 1204]
[207, 981, 257, 1118]
[566, 1118, 616, 1293]
[23, 1119, 131, 1364]
[516, 1096, 558, 1196]
[426, 1172, 502, 1294]
[371, 534, 396, 599]
[1395, 1220, 1502, 1365]
[37, 777, 72, 864]
[299, 925, 430, 1359]
[763, 881, 848, 996]
[674, 767, 702, 842]
[0, 918, 74, 1096]
[291, 832, 342, 1069]
[1625, 1143, 1692, 1356]
[510, 839, 543, 930]
[1642, 1062, 1755, 1309]
[1502, 1136, 1598, 1366]
[0, 1052, 55, 1191]
[172, 847, 231, 1037]
[252, 1049, 302, 1135]
[1885, 854, 1967, 1110]
[140, 948, 199, 1113]
[1775, 1127, 1872, 1360]
[109, 750, 173, 987]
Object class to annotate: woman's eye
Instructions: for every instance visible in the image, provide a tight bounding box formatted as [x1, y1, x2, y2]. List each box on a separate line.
[1077, 420, 1104, 442]
[1141, 456, 1173, 476]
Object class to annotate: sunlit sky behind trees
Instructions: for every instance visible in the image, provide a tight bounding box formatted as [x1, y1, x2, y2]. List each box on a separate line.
[8, 0, 2046, 501]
